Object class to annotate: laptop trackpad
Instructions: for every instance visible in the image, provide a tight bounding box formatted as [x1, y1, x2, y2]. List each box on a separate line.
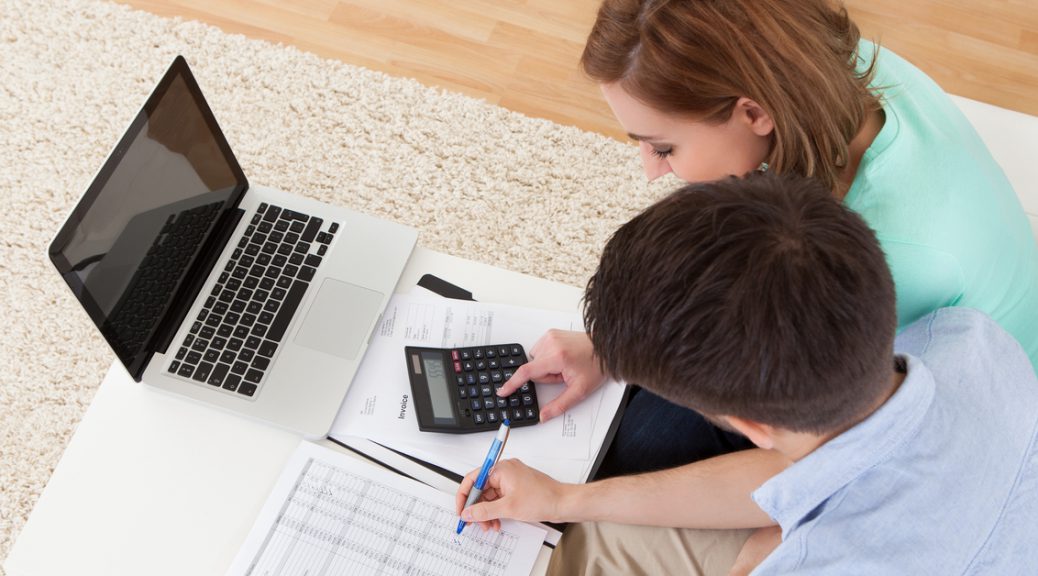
[295, 279, 384, 360]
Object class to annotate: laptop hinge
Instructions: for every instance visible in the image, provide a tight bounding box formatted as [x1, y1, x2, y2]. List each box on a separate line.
[144, 207, 245, 369]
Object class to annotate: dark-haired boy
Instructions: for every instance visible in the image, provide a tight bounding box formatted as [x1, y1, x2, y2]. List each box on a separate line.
[455, 174, 1038, 575]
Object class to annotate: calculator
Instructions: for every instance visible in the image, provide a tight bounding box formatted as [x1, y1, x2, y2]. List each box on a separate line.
[403, 343, 540, 433]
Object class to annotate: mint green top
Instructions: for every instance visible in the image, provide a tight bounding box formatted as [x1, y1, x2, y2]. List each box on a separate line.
[846, 42, 1038, 371]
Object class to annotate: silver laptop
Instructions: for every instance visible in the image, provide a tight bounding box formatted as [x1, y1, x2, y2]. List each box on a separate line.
[49, 56, 417, 437]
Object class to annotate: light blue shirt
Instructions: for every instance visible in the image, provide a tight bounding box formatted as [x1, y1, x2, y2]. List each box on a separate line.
[750, 308, 1038, 575]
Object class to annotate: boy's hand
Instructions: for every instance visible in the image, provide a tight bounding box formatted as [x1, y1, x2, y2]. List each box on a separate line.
[454, 458, 570, 532]
[496, 330, 607, 422]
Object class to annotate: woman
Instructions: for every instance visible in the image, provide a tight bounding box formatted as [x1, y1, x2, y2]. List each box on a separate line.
[497, 0, 1038, 477]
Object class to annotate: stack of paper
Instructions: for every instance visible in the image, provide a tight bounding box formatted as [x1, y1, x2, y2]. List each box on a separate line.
[330, 292, 627, 484]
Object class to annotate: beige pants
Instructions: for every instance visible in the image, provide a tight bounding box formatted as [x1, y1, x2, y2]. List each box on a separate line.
[547, 522, 753, 576]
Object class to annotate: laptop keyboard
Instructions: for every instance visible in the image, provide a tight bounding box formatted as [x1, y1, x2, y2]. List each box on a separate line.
[167, 203, 340, 398]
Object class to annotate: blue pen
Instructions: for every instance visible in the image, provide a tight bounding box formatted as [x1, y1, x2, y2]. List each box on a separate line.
[457, 419, 511, 534]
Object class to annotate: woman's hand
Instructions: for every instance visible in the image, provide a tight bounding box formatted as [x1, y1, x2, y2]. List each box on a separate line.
[496, 330, 607, 422]
[728, 525, 782, 575]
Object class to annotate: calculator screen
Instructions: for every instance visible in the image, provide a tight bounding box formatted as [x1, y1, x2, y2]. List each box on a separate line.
[421, 351, 456, 424]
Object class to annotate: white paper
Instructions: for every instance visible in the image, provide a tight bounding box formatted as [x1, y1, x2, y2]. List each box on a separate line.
[228, 441, 547, 576]
[331, 294, 598, 463]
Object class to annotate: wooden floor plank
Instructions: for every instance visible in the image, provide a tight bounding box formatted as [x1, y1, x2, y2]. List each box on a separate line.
[116, 0, 1038, 140]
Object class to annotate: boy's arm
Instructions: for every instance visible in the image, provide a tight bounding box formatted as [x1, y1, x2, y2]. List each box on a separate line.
[565, 448, 786, 528]
[457, 448, 788, 529]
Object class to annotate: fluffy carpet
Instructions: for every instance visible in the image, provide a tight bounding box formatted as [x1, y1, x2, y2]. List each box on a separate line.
[0, 0, 675, 566]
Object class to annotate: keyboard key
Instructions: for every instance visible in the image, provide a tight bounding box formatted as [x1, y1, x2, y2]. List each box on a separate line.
[238, 382, 257, 397]
[223, 374, 241, 392]
[267, 280, 308, 342]
[301, 218, 322, 242]
[192, 362, 214, 382]
[244, 369, 264, 384]
[208, 363, 230, 387]
[258, 340, 278, 358]
[263, 206, 281, 222]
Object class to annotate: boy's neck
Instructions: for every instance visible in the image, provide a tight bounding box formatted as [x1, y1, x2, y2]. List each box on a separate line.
[779, 367, 907, 462]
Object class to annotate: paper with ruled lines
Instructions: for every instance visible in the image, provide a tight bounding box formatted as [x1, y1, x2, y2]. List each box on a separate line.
[227, 441, 546, 576]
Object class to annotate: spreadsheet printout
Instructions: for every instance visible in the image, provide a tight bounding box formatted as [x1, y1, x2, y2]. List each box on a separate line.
[227, 441, 547, 576]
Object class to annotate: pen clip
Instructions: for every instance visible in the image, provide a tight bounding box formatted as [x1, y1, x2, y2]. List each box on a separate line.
[491, 427, 510, 469]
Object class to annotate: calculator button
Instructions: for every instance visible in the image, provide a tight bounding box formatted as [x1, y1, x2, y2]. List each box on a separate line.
[481, 385, 493, 397]
[471, 399, 482, 411]
[454, 361, 463, 373]
[456, 375, 465, 386]
[499, 347, 510, 357]
[466, 373, 477, 385]
[487, 410, 498, 423]
[488, 359, 500, 369]
[505, 357, 520, 367]
[473, 411, 485, 425]
[520, 383, 531, 393]
[451, 350, 460, 361]
[496, 397, 508, 408]
[468, 386, 479, 398]
[485, 348, 496, 358]
[476, 360, 487, 371]
[526, 407, 537, 420]
[474, 348, 484, 359]
[458, 387, 468, 399]
[503, 370, 515, 380]
[500, 410, 510, 422]
[491, 370, 503, 383]
[461, 350, 473, 361]
[511, 345, 522, 356]
[463, 361, 475, 371]
[478, 373, 490, 385]
[483, 398, 495, 410]
[512, 408, 524, 421]
[509, 397, 520, 407]
[522, 394, 534, 405]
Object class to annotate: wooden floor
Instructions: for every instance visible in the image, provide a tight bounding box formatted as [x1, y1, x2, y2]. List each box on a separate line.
[118, 0, 1038, 141]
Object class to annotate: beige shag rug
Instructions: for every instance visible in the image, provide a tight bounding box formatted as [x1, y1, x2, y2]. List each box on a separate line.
[0, 0, 675, 567]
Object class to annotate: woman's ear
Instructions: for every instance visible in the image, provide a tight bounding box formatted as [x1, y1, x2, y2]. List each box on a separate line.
[735, 97, 775, 137]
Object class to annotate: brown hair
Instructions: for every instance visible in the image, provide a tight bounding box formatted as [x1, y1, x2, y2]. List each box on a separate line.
[581, 0, 880, 195]
[583, 173, 897, 433]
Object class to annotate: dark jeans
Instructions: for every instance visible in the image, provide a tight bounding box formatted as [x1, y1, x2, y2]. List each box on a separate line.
[592, 387, 756, 480]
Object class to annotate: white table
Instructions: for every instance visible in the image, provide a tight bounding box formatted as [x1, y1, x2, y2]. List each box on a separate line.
[4, 247, 591, 576]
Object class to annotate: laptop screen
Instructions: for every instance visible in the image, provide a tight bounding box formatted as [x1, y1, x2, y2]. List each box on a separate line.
[50, 56, 247, 377]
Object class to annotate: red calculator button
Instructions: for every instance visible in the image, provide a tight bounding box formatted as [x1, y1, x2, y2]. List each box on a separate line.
[454, 361, 463, 373]
[451, 350, 460, 361]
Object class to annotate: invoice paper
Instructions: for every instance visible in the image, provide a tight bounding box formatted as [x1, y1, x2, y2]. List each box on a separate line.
[330, 294, 613, 467]
[227, 441, 547, 576]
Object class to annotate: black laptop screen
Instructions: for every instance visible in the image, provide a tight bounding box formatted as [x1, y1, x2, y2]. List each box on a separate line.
[49, 56, 247, 377]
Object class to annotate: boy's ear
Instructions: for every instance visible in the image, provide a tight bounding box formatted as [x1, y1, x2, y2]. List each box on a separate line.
[734, 97, 775, 137]
[723, 415, 777, 450]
